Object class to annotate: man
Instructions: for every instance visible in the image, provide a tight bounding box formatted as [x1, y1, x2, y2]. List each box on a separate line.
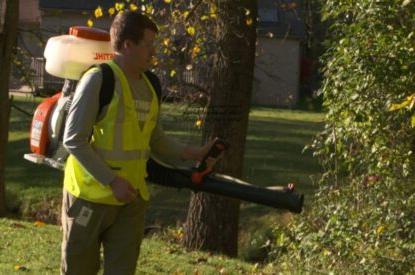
[61, 11, 214, 275]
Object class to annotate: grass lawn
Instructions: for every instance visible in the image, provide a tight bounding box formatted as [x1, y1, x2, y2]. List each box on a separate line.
[5, 95, 324, 263]
[0, 218, 261, 274]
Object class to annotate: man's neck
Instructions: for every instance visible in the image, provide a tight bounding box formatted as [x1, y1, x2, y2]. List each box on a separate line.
[113, 55, 142, 80]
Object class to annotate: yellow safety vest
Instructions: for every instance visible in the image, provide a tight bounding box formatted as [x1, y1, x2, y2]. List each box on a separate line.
[64, 60, 159, 205]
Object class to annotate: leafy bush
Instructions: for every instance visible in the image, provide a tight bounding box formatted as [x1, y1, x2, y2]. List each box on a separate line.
[268, 0, 415, 273]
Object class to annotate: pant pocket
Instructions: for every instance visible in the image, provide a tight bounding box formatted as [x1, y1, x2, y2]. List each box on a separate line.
[62, 193, 102, 255]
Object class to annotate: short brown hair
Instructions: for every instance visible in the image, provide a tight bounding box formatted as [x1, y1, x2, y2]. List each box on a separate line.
[110, 11, 158, 51]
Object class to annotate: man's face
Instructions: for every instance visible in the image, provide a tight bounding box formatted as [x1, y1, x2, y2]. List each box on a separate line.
[124, 28, 156, 73]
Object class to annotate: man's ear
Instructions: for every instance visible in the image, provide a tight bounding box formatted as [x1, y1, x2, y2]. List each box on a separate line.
[123, 39, 132, 50]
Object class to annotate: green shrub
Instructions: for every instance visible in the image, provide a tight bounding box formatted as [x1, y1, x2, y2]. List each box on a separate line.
[268, 0, 415, 273]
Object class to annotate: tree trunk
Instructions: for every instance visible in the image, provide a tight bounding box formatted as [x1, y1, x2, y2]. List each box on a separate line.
[0, 0, 19, 216]
[184, 0, 257, 257]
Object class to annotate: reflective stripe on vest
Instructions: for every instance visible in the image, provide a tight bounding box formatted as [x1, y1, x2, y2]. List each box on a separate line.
[64, 60, 159, 205]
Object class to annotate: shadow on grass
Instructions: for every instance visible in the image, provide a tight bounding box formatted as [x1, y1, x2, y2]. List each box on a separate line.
[6, 138, 62, 188]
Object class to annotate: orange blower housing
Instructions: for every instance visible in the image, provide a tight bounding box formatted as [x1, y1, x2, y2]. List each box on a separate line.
[30, 92, 61, 155]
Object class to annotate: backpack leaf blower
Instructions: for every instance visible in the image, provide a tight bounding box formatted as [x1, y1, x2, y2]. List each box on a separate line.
[24, 26, 114, 169]
[24, 26, 304, 213]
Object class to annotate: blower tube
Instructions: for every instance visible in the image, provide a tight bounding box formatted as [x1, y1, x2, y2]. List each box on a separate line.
[146, 158, 304, 213]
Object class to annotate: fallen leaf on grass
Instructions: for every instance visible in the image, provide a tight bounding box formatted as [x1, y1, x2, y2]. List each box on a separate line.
[14, 265, 29, 271]
[34, 221, 46, 227]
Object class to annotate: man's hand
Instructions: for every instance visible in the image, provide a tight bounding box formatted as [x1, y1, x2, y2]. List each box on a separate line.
[109, 176, 138, 203]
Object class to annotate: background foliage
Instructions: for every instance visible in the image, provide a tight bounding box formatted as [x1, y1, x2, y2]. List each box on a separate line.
[265, 0, 415, 273]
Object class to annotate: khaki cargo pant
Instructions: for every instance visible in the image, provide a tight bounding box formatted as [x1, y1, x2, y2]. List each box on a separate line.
[61, 189, 148, 275]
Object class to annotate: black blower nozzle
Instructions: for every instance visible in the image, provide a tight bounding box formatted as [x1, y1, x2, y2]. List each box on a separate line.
[146, 158, 304, 213]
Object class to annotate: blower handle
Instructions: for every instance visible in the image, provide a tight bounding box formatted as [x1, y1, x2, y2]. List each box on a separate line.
[191, 138, 230, 184]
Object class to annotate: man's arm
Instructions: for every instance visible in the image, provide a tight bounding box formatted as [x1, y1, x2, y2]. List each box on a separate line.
[63, 70, 117, 185]
[150, 122, 217, 162]
[64, 69, 138, 203]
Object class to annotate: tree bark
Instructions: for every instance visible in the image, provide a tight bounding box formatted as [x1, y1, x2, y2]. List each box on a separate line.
[184, 0, 257, 257]
[0, 0, 19, 216]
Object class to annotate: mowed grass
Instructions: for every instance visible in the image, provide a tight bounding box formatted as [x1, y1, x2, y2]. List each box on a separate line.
[5, 96, 324, 262]
[0, 218, 261, 274]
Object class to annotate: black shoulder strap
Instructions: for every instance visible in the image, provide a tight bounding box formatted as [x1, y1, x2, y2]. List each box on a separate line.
[97, 63, 115, 115]
[97, 64, 162, 114]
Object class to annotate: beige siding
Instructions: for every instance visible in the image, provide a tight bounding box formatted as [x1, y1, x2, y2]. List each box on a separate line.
[19, 0, 40, 23]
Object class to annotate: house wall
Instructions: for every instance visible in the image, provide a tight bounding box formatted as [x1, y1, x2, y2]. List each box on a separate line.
[252, 38, 300, 107]
[14, 2, 302, 107]
[19, 0, 41, 23]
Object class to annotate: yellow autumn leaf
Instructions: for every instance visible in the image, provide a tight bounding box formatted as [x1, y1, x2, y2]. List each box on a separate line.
[192, 45, 201, 57]
[411, 114, 415, 128]
[34, 221, 45, 227]
[195, 119, 203, 128]
[246, 18, 253, 26]
[94, 6, 103, 18]
[389, 94, 415, 111]
[146, 5, 154, 15]
[129, 3, 138, 11]
[115, 2, 125, 11]
[164, 0, 172, 3]
[210, 5, 217, 14]
[183, 11, 190, 18]
[163, 38, 170, 46]
[201, 15, 209, 21]
[170, 70, 176, 77]
[376, 225, 384, 235]
[186, 26, 196, 36]
[87, 19, 94, 27]
[14, 265, 28, 271]
[389, 102, 409, 111]
[108, 7, 115, 16]
[209, 4, 217, 18]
